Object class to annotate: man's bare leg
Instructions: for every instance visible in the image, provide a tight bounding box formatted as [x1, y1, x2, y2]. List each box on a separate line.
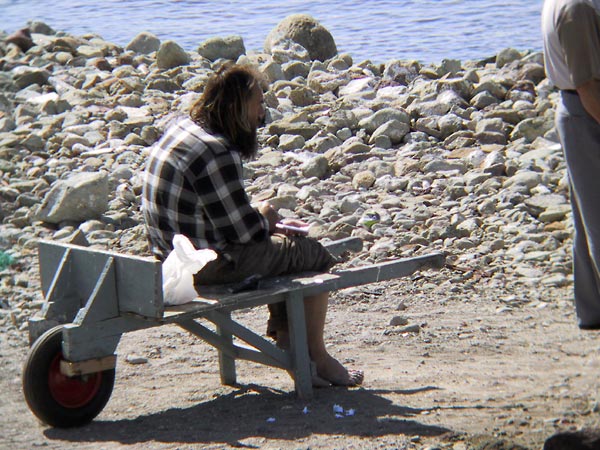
[303, 292, 364, 386]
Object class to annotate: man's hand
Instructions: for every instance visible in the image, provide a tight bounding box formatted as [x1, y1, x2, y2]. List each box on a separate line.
[276, 218, 311, 236]
[258, 202, 280, 233]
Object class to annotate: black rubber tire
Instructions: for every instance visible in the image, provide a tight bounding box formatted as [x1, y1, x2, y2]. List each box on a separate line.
[22, 325, 115, 428]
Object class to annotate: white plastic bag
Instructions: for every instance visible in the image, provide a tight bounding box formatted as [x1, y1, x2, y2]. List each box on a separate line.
[162, 234, 217, 306]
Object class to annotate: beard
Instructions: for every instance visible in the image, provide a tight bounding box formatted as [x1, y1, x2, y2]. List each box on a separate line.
[233, 126, 259, 159]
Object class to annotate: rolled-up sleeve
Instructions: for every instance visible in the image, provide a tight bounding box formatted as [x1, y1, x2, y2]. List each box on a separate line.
[557, 2, 600, 87]
[192, 151, 269, 244]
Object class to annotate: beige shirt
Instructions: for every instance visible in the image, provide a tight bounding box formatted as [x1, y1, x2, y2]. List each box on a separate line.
[542, 0, 600, 90]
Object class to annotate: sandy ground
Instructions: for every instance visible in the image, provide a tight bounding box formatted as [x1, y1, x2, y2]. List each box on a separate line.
[2, 265, 600, 450]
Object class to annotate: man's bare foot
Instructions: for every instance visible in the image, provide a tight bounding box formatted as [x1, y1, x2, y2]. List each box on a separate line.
[314, 354, 364, 387]
[310, 362, 332, 388]
[286, 361, 331, 387]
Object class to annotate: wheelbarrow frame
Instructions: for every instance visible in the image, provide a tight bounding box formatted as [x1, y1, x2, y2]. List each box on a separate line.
[23, 237, 445, 427]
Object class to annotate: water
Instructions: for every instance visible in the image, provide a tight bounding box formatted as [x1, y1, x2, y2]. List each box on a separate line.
[0, 0, 544, 64]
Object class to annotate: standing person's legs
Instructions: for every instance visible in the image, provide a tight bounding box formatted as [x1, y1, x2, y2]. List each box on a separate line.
[557, 92, 600, 328]
[570, 197, 600, 327]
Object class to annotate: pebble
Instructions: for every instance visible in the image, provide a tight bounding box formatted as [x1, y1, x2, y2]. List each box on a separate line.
[389, 316, 409, 326]
[126, 354, 149, 365]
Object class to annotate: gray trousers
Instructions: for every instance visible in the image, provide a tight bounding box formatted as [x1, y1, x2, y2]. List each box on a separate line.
[557, 90, 600, 328]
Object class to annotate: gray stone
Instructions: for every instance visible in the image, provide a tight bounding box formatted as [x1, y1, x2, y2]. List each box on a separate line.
[339, 195, 361, 214]
[0, 117, 16, 133]
[307, 70, 349, 94]
[329, 109, 359, 131]
[268, 195, 297, 211]
[126, 32, 161, 54]
[342, 141, 370, 154]
[21, 134, 44, 151]
[436, 78, 473, 100]
[475, 131, 507, 145]
[156, 40, 190, 69]
[261, 61, 285, 83]
[268, 120, 320, 140]
[438, 114, 463, 138]
[77, 45, 104, 58]
[265, 14, 337, 62]
[278, 134, 305, 151]
[541, 274, 569, 287]
[370, 119, 410, 145]
[289, 87, 317, 106]
[29, 21, 56, 35]
[539, 205, 571, 223]
[328, 54, 352, 71]
[301, 155, 329, 179]
[525, 193, 568, 213]
[37, 172, 109, 224]
[197, 35, 245, 61]
[438, 59, 462, 77]
[503, 170, 542, 190]
[403, 131, 431, 143]
[423, 159, 468, 174]
[338, 77, 376, 98]
[510, 117, 553, 143]
[11, 67, 50, 89]
[146, 78, 180, 92]
[383, 60, 420, 85]
[408, 99, 451, 117]
[394, 324, 421, 334]
[269, 39, 311, 64]
[390, 316, 409, 326]
[305, 133, 340, 153]
[471, 91, 500, 109]
[358, 108, 410, 133]
[282, 61, 311, 79]
[496, 47, 522, 68]
[473, 80, 507, 99]
[475, 117, 507, 135]
[415, 117, 441, 138]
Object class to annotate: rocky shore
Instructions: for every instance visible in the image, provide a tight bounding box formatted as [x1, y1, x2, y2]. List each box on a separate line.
[1, 14, 593, 450]
[0, 16, 568, 333]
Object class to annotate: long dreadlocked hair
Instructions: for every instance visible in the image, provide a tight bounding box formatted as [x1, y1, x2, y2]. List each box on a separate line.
[190, 63, 266, 157]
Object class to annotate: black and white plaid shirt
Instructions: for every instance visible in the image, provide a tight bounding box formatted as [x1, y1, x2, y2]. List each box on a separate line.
[142, 117, 269, 260]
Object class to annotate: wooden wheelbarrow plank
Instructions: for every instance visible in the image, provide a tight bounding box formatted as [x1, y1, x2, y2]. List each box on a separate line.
[162, 252, 446, 321]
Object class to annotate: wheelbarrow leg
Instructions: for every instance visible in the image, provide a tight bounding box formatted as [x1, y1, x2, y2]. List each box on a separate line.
[216, 311, 236, 385]
[286, 291, 312, 400]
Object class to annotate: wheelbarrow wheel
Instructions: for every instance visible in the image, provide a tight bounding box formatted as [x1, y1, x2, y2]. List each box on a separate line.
[22, 325, 115, 428]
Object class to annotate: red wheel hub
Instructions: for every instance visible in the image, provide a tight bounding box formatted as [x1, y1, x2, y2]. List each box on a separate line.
[48, 353, 102, 408]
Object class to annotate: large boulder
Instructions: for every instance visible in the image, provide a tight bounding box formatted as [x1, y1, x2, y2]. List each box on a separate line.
[265, 14, 337, 62]
[156, 40, 190, 69]
[28, 21, 56, 35]
[36, 172, 109, 224]
[197, 36, 245, 61]
[11, 66, 50, 89]
[126, 32, 161, 54]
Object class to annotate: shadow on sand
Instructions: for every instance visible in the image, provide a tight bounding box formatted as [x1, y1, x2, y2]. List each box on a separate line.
[44, 384, 453, 446]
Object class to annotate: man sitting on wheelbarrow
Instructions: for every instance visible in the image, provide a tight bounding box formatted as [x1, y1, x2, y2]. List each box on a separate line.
[141, 63, 363, 387]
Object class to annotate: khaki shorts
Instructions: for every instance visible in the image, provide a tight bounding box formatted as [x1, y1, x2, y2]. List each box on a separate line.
[194, 234, 337, 338]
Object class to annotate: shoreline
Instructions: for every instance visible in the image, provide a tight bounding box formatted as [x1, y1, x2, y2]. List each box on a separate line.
[0, 6, 544, 66]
